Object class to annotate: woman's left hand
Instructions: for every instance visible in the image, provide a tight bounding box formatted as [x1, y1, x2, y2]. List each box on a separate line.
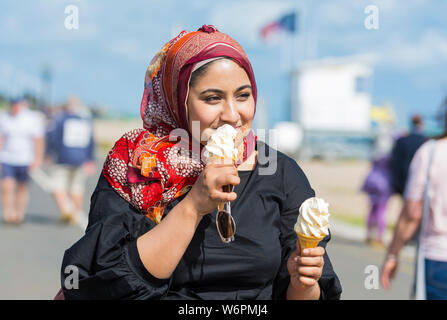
[287, 240, 325, 289]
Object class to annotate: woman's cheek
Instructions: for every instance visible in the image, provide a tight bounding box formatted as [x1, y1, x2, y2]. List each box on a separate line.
[240, 102, 255, 120]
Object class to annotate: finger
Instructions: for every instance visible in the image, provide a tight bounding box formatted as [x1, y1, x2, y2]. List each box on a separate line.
[299, 275, 318, 287]
[302, 246, 325, 257]
[295, 239, 301, 255]
[389, 264, 397, 280]
[287, 252, 300, 274]
[208, 164, 238, 180]
[297, 266, 322, 279]
[288, 249, 300, 264]
[288, 265, 299, 277]
[296, 256, 324, 268]
[211, 190, 237, 202]
[381, 269, 390, 290]
[216, 174, 240, 188]
[381, 263, 392, 290]
[208, 163, 237, 170]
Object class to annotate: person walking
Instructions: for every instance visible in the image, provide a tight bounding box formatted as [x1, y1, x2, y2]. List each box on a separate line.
[381, 98, 447, 299]
[361, 123, 394, 247]
[46, 96, 95, 225]
[0, 97, 45, 224]
[391, 115, 426, 196]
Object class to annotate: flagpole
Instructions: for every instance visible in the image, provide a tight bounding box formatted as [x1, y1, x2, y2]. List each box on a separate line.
[293, 3, 305, 155]
[292, 2, 307, 126]
[290, 5, 301, 123]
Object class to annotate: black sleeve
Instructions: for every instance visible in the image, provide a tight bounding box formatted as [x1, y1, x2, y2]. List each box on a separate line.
[316, 231, 342, 300]
[272, 156, 342, 300]
[390, 139, 404, 194]
[61, 173, 171, 300]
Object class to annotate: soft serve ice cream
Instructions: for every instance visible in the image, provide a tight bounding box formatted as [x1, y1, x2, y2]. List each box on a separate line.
[204, 124, 239, 164]
[204, 124, 239, 243]
[294, 197, 330, 239]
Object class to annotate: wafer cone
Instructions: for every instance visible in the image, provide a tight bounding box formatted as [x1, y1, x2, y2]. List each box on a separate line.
[296, 232, 325, 254]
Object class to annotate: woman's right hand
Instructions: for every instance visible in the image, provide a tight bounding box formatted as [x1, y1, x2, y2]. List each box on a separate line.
[381, 258, 399, 290]
[185, 163, 240, 216]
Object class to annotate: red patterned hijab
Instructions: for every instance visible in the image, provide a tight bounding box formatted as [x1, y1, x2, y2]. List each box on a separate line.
[103, 25, 258, 223]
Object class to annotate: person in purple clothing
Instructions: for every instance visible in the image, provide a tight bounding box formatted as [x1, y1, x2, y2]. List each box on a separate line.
[361, 156, 393, 247]
[362, 123, 394, 247]
[46, 96, 96, 225]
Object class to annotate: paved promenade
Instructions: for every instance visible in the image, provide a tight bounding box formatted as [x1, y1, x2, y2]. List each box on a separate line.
[0, 161, 415, 300]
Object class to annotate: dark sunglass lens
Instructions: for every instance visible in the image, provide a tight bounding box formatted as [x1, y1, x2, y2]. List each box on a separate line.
[217, 211, 235, 239]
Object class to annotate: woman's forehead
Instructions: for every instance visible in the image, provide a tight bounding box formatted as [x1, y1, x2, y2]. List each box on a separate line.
[192, 59, 250, 87]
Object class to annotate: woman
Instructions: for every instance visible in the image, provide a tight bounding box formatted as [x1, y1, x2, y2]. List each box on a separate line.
[60, 25, 341, 300]
[381, 98, 447, 299]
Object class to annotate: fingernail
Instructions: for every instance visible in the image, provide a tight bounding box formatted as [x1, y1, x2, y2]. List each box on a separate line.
[303, 249, 309, 255]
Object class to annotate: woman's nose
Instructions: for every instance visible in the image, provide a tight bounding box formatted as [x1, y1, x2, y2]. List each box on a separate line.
[220, 99, 240, 123]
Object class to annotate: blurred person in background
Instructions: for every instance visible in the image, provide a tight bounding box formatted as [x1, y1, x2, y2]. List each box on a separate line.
[381, 97, 447, 299]
[0, 97, 45, 224]
[391, 114, 426, 196]
[46, 96, 96, 225]
[361, 122, 394, 248]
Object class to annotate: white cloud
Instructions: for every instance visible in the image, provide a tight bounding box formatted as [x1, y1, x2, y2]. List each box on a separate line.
[379, 29, 447, 69]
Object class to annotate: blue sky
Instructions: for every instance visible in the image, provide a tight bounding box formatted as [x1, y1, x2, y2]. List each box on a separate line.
[1, 0, 446, 131]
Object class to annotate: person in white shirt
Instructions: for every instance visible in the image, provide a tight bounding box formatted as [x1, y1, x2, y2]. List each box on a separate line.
[0, 97, 45, 224]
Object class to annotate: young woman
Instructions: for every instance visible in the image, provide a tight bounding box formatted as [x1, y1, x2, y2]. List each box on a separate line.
[60, 25, 341, 300]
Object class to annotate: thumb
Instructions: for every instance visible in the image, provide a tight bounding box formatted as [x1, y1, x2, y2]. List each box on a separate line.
[381, 264, 391, 290]
[295, 239, 301, 254]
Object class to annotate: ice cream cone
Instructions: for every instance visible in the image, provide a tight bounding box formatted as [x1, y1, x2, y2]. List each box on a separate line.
[296, 232, 325, 254]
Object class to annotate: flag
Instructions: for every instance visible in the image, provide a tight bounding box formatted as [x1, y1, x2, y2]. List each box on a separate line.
[261, 12, 297, 41]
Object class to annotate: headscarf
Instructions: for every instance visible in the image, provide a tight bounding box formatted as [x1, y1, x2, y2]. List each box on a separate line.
[103, 25, 258, 224]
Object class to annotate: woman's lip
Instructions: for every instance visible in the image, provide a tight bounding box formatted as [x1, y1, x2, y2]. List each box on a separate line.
[209, 125, 242, 132]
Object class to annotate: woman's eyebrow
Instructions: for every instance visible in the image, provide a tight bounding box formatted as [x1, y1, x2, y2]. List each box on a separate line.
[234, 85, 252, 92]
[199, 85, 252, 96]
[200, 88, 224, 95]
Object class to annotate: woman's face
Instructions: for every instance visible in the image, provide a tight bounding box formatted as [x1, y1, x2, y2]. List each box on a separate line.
[187, 58, 255, 145]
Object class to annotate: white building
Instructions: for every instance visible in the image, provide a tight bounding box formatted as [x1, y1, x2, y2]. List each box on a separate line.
[291, 55, 375, 159]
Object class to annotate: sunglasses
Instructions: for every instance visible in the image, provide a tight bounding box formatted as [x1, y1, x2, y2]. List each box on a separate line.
[216, 184, 236, 243]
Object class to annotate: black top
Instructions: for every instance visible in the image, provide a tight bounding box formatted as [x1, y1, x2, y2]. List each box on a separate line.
[61, 141, 342, 300]
[391, 132, 426, 195]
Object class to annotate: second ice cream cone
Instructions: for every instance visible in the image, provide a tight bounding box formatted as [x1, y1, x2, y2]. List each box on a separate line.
[296, 232, 325, 254]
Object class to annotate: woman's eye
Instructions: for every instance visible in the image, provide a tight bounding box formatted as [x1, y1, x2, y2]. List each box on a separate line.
[205, 96, 221, 102]
[238, 93, 250, 99]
